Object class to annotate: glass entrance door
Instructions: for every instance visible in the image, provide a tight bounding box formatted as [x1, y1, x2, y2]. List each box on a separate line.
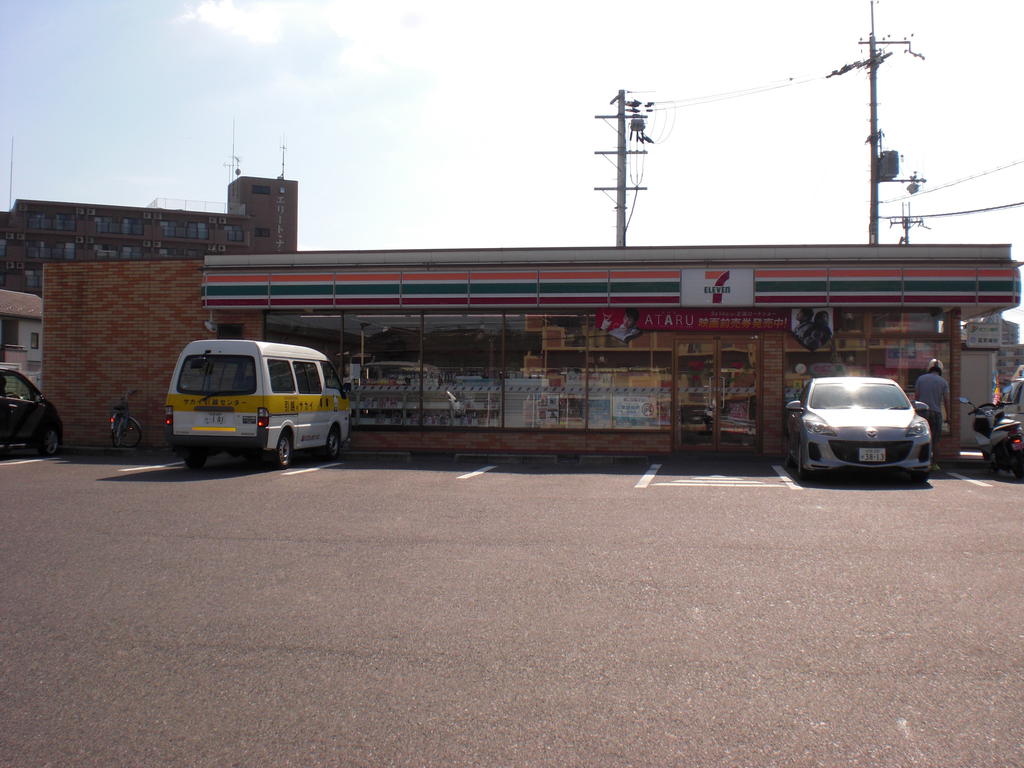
[675, 337, 758, 450]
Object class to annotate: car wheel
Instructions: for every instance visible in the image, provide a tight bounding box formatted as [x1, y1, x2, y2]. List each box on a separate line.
[321, 425, 341, 461]
[270, 431, 292, 470]
[37, 425, 60, 456]
[184, 449, 207, 469]
[795, 444, 817, 482]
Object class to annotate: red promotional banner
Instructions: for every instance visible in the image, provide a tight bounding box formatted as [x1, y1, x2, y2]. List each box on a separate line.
[596, 308, 790, 334]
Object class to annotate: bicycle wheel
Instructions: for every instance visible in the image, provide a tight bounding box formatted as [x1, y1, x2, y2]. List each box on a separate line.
[110, 415, 124, 447]
[120, 417, 142, 448]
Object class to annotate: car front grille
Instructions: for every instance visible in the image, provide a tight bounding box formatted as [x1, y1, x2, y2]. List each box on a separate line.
[828, 440, 914, 464]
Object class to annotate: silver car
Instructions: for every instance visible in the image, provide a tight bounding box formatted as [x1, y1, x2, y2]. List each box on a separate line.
[785, 376, 932, 483]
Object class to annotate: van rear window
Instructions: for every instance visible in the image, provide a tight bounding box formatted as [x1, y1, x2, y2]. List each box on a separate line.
[178, 355, 257, 395]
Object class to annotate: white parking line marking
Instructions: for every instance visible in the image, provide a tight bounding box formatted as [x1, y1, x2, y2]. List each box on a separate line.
[948, 472, 992, 487]
[457, 465, 496, 480]
[283, 462, 344, 475]
[654, 476, 788, 488]
[635, 463, 662, 488]
[0, 458, 48, 466]
[771, 464, 802, 490]
[118, 462, 183, 472]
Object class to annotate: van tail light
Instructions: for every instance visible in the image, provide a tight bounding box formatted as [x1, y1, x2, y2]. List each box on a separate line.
[164, 406, 173, 427]
[257, 407, 270, 428]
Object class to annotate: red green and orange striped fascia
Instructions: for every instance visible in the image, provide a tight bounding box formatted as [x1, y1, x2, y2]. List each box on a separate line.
[202, 267, 1019, 309]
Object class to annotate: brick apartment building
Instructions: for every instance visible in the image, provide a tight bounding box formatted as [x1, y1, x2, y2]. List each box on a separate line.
[0, 175, 297, 295]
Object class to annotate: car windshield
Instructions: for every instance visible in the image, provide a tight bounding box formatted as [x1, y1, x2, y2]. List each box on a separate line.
[809, 382, 910, 410]
[178, 354, 257, 396]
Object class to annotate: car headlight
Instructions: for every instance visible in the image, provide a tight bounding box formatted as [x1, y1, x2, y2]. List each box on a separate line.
[906, 416, 930, 438]
[802, 415, 836, 436]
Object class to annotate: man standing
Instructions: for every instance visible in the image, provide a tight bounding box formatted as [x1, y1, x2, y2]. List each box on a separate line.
[915, 359, 950, 471]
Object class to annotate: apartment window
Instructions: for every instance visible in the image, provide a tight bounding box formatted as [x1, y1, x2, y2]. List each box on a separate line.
[255, 227, 270, 238]
[186, 221, 208, 239]
[225, 224, 244, 242]
[26, 241, 75, 259]
[55, 213, 76, 231]
[95, 216, 115, 233]
[121, 217, 143, 235]
[31, 332, 39, 349]
[252, 184, 271, 195]
[25, 266, 41, 290]
[119, 245, 143, 259]
[26, 212, 52, 229]
[159, 220, 208, 239]
[0, 239, 5, 259]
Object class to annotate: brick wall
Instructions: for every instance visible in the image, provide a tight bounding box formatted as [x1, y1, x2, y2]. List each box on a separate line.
[761, 333, 786, 456]
[352, 429, 673, 455]
[43, 261, 263, 448]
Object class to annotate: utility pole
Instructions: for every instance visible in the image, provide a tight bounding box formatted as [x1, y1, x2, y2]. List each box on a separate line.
[595, 90, 649, 247]
[828, 1, 924, 245]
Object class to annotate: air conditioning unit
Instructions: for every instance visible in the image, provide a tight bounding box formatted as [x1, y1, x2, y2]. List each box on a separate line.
[209, 216, 217, 224]
[76, 207, 85, 215]
[152, 240, 161, 248]
[143, 212, 152, 219]
[143, 240, 151, 247]
[217, 244, 226, 252]
[86, 236, 94, 244]
[4, 261, 14, 269]
[15, 261, 24, 270]
[207, 244, 217, 252]
[75, 236, 85, 244]
[4, 232, 13, 240]
[17, 203, 26, 212]
[219, 217, 227, 224]
[86, 208, 95, 215]
[15, 233, 25, 240]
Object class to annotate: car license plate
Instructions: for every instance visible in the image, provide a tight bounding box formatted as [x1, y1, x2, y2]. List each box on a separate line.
[203, 413, 226, 426]
[859, 447, 886, 462]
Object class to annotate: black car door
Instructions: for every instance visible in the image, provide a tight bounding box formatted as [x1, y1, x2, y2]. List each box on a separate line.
[0, 371, 43, 444]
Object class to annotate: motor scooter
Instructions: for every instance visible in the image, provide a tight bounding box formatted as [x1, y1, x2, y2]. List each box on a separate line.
[959, 396, 1024, 479]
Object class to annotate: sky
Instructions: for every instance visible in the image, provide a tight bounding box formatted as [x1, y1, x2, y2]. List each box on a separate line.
[3, 1, 1022, 314]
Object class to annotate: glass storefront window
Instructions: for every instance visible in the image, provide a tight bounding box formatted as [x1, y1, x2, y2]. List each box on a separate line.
[505, 314, 585, 429]
[422, 315, 503, 427]
[871, 310, 947, 335]
[587, 318, 667, 429]
[344, 314, 422, 426]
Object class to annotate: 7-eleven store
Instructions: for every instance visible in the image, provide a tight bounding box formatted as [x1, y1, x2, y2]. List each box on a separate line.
[199, 244, 1017, 459]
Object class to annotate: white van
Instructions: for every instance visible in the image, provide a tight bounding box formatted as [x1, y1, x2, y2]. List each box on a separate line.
[165, 339, 350, 469]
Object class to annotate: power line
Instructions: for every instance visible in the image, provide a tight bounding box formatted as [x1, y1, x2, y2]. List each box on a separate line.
[909, 200, 1024, 220]
[650, 76, 822, 111]
[881, 158, 1024, 204]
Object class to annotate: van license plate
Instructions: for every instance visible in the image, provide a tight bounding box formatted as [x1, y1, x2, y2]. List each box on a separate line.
[203, 414, 226, 426]
[859, 447, 886, 462]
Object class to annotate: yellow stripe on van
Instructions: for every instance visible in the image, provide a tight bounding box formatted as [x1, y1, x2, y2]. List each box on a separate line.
[165, 393, 350, 412]
[192, 426, 239, 432]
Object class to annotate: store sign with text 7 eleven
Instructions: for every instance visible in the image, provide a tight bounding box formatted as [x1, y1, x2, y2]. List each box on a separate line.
[681, 268, 754, 306]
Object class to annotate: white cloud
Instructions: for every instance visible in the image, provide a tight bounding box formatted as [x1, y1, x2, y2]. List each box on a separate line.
[182, 0, 287, 44]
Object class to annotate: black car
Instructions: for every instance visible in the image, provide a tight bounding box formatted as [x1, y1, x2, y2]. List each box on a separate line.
[0, 368, 63, 456]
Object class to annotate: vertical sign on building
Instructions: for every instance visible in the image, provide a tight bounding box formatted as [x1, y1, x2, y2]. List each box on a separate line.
[276, 187, 287, 252]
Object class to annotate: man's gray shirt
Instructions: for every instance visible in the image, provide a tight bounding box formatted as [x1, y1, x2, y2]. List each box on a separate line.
[915, 372, 949, 415]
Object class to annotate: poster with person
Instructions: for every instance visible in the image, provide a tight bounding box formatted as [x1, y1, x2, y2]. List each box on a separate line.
[791, 307, 833, 351]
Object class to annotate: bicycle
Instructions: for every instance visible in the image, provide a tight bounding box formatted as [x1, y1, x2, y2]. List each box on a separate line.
[110, 389, 142, 448]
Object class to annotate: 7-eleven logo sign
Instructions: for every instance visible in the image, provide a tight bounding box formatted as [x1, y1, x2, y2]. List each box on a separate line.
[704, 270, 731, 303]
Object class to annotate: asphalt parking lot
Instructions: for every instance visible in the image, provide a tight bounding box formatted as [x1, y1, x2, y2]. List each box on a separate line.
[2, 450, 1022, 767]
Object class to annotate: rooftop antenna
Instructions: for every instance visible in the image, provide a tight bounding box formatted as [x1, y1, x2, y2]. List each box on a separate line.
[224, 119, 241, 183]
[7, 137, 12, 210]
[278, 135, 287, 180]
